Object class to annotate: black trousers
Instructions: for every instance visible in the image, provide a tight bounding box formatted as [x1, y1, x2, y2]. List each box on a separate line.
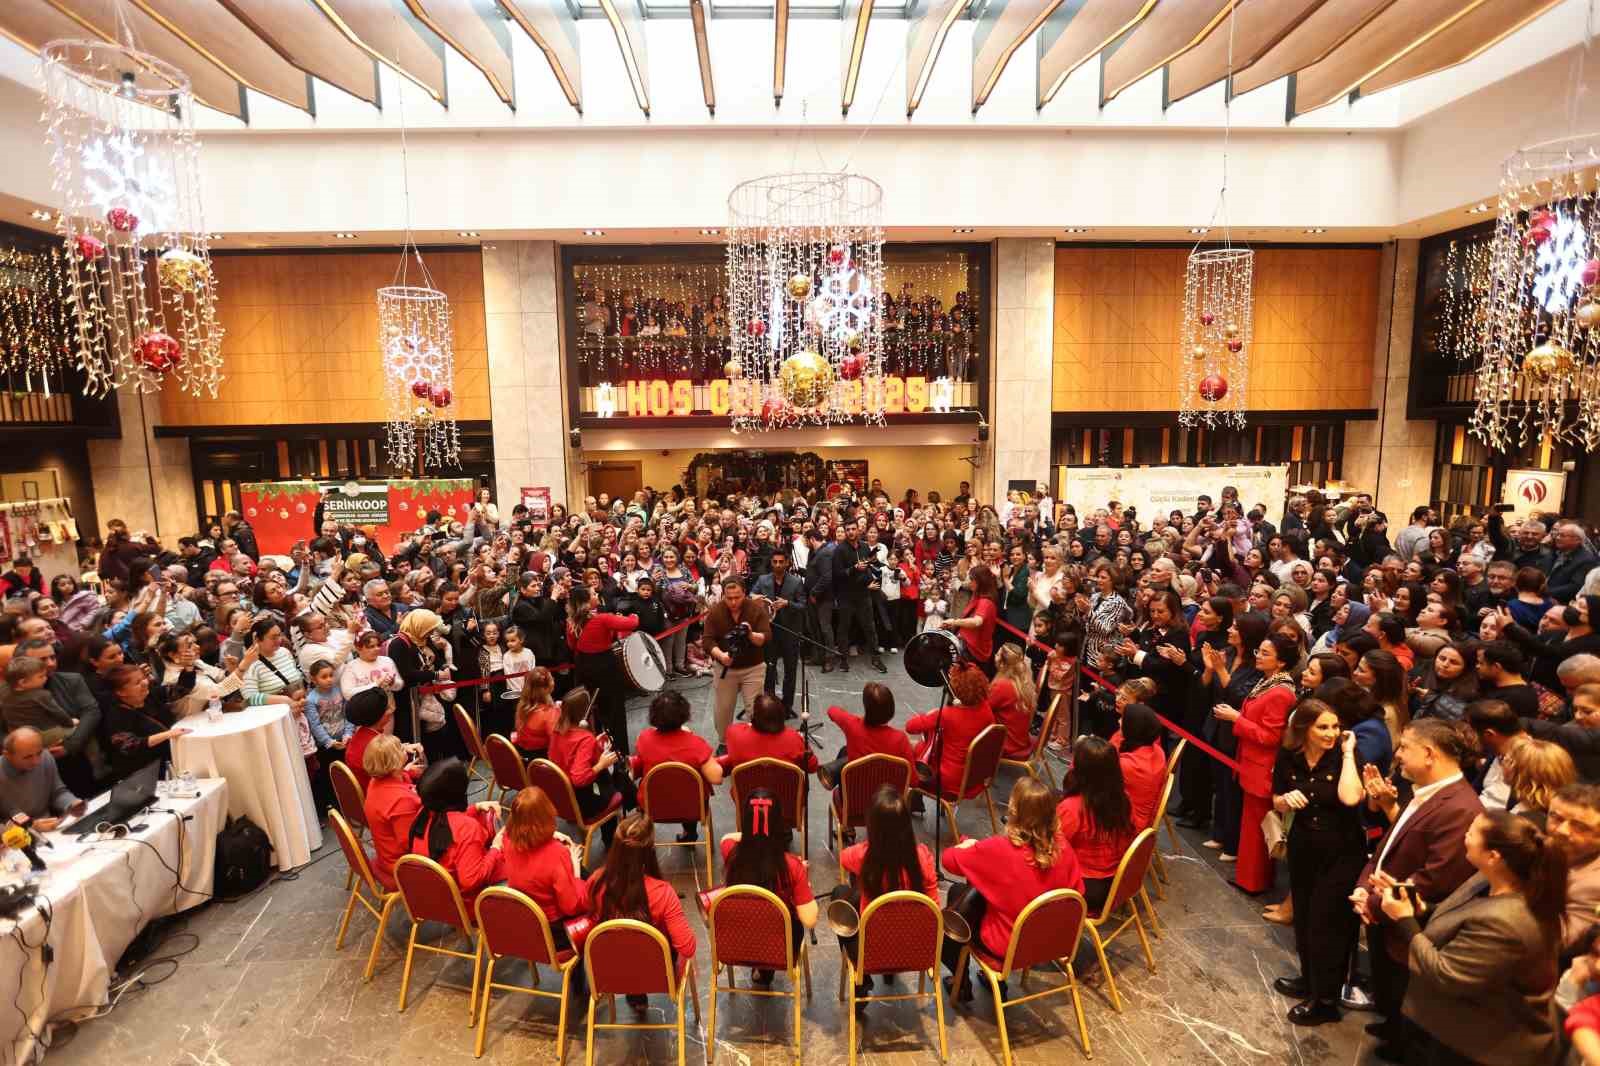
[1369, 925, 1410, 1044]
[764, 628, 800, 710]
[1288, 831, 1365, 1003]
[575, 650, 631, 758]
[835, 596, 879, 661]
[810, 597, 836, 661]
[1175, 707, 1213, 819]
[576, 772, 638, 846]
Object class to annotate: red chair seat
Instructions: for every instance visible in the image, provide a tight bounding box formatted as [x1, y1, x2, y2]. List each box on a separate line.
[586, 791, 624, 827]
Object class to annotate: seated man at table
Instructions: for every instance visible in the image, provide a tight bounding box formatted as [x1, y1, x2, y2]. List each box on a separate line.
[0, 727, 85, 830]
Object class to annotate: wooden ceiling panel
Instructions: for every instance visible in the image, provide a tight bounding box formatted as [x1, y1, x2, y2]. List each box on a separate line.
[216, 0, 378, 105]
[128, 0, 311, 111]
[690, 0, 714, 114]
[1100, 0, 1233, 104]
[774, 0, 788, 103]
[840, 0, 873, 113]
[1230, 0, 1393, 96]
[1359, 0, 1560, 97]
[972, 0, 1065, 113]
[499, 0, 581, 112]
[43, 0, 246, 118]
[906, 0, 969, 116]
[403, 0, 514, 106]
[1293, 0, 1492, 115]
[314, 0, 447, 102]
[598, 0, 649, 116]
[1036, 0, 1155, 109]
[1164, 0, 1326, 106]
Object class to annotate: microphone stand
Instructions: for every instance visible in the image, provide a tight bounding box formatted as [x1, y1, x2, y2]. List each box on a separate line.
[767, 619, 829, 756]
[930, 669, 955, 887]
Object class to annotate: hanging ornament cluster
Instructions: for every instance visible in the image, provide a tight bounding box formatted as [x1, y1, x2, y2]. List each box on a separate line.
[1471, 134, 1600, 452]
[380, 281, 459, 470]
[40, 39, 223, 397]
[0, 247, 73, 393]
[726, 172, 887, 431]
[1180, 248, 1253, 428]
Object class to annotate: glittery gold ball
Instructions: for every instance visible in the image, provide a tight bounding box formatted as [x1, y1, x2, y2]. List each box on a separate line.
[1577, 301, 1600, 330]
[724, 359, 742, 379]
[1522, 342, 1569, 384]
[1223, 323, 1240, 341]
[786, 274, 813, 300]
[1190, 344, 1207, 360]
[157, 248, 209, 293]
[779, 350, 833, 407]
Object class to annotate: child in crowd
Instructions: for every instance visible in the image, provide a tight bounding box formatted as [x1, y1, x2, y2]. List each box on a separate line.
[512, 667, 560, 761]
[305, 659, 354, 752]
[0, 656, 75, 747]
[1044, 629, 1082, 754]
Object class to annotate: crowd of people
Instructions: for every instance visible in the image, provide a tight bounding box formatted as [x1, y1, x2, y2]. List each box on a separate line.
[7, 479, 1600, 1064]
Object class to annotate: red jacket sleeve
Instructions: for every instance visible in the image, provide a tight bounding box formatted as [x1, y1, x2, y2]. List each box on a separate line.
[566, 732, 601, 788]
[552, 850, 585, 917]
[905, 709, 936, 736]
[1232, 686, 1293, 747]
[603, 613, 640, 638]
[451, 814, 504, 895]
[1566, 992, 1600, 1037]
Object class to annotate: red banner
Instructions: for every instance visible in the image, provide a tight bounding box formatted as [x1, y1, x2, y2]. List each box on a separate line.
[239, 478, 476, 557]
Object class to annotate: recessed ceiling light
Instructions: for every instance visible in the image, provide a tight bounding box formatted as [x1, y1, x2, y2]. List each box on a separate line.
[1466, 202, 1491, 215]
[699, 228, 721, 236]
[29, 210, 51, 222]
[333, 232, 357, 239]
[208, 233, 222, 240]
[953, 227, 975, 234]
[1303, 227, 1326, 234]
[458, 231, 480, 238]
[1063, 227, 1091, 234]
[582, 229, 605, 237]
[1189, 227, 1210, 235]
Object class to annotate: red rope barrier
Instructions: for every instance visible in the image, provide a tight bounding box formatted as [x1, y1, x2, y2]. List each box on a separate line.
[992, 616, 1243, 774]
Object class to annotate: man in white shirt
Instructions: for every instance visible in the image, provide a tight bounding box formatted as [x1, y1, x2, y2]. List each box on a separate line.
[1466, 699, 1524, 811]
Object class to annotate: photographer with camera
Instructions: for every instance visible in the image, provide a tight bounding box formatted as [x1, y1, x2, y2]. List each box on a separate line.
[703, 578, 770, 745]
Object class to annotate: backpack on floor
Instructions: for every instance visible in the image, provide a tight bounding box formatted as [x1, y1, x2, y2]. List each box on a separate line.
[214, 815, 274, 898]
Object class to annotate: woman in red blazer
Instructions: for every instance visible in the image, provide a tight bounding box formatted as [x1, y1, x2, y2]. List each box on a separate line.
[906, 662, 995, 799]
[1212, 631, 1299, 894]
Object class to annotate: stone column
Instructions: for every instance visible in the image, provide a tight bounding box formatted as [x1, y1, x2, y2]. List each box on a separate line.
[482, 241, 572, 509]
[86, 387, 197, 540]
[990, 238, 1055, 504]
[1340, 240, 1436, 515]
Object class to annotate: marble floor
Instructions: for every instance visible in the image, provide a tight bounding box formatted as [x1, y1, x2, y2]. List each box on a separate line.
[53, 652, 1381, 1065]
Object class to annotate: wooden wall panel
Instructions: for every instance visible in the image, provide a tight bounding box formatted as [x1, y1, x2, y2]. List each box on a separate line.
[159, 250, 489, 427]
[1052, 245, 1379, 412]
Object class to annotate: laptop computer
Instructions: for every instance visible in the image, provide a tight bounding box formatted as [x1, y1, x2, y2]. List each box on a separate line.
[61, 760, 163, 836]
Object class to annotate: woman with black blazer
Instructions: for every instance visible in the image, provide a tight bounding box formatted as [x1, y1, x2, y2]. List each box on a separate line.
[1376, 808, 1567, 1066]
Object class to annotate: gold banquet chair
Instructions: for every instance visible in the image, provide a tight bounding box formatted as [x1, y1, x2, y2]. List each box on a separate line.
[583, 919, 700, 1066]
[1083, 828, 1161, 1013]
[1000, 694, 1063, 789]
[639, 761, 716, 882]
[704, 885, 812, 1064]
[840, 890, 948, 1066]
[393, 854, 483, 1021]
[328, 810, 400, 982]
[473, 887, 580, 1061]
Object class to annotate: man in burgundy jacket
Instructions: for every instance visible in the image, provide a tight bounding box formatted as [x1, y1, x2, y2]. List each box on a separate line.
[1349, 718, 1483, 1064]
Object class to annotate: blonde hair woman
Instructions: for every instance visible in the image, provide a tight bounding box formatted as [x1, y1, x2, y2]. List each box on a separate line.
[1502, 737, 1578, 820]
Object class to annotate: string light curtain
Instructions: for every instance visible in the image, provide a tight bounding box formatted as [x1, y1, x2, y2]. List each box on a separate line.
[726, 172, 886, 431]
[1179, 7, 1251, 430]
[1472, 134, 1600, 452]
[0, 247, 73, 393]
[40, 38, 222, 397]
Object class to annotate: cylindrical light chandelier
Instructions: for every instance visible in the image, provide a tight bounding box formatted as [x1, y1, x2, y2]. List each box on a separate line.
[40, 39, 223, 397]
[1472, 133, 1600, 453]
[380, 280, 458, 471]
[726, 172, 885, 431]
[1180, 247, 1254, 429]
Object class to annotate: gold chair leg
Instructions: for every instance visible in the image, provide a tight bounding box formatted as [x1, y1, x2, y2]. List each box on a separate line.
[802, 942, 813, 999]
[334, 883, 361, 950]
[676, 981, 687, 1066]
[940, 799, 962, 844]
[556, 965, 573, 1066]
[984, 789, 1000, 835]
[474, 951, 493, 1058]
[1087, 925, 1121, 1012]
[1065, 962, 1092, 1058]
[363, 896, 397, 982]
[582, 825, 596, 867]
[791, 964, 803, 1065]
[1132, 901, 1158, 972]
[584, 995, 597, 1066]
[468, 933, 484, 1024]
[706, 964, 718, 1066]
[933, 966, 949, 1063]
[398, 924, 419, 1011]
[984, 968, 1011, 1066]
[846, 963, 859, 1066]
[838, 952, 847, 1002]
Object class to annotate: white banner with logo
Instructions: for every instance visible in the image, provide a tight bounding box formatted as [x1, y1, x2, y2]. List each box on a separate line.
[1501, 469, 1566, 517]
[1062, 465, 1291, 524]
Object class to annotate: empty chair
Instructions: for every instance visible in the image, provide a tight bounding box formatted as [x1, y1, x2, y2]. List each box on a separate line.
[454, 703, 491, 788]
[329, 809, 400, 982]
[1000, 694, 1063, 789]
[485, 733, 530, 802]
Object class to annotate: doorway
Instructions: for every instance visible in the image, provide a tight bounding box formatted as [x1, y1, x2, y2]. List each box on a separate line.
[586, 461, 643, 503]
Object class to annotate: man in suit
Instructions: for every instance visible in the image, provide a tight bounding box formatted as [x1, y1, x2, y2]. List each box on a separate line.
[1548, 780, 1600, 959]
[1351, 718, 1483, 1064]
[804, 528, 838, 671]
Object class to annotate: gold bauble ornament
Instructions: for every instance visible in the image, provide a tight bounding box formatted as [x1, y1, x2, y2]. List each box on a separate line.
[1189, 344, 1207, 360]
[1522, 341, 1571, 384]
[1577, 301, 1600, 330]
[724, 359, 742, 379]
[157, 248, 209, 293]
[779, 350, 833, 407]
[786, 274, 813, 300]
[844, 329, 865, 353]
[1223, 323, 1240, 340]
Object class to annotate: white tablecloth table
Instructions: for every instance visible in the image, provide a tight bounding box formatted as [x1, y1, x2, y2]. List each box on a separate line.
[0, 778, 227, 1064]
[171, 705, 322, 871]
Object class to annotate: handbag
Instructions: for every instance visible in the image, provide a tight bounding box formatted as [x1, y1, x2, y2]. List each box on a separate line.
[1261, 809, 1293, 860]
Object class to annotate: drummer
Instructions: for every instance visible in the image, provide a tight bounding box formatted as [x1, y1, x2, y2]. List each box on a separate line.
[834, 786, 938, 999]
[565, 586, 640, 758]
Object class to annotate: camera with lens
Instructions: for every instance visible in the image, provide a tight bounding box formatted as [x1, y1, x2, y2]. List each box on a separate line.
[722, 621, 754, 660]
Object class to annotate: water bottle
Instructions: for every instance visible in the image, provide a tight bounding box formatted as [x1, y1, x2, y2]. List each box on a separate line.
[206, 698, 223, 724]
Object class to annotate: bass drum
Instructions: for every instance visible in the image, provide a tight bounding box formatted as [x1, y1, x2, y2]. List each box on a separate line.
[616, 631, 669, 693]
[902, 628, 963, 688]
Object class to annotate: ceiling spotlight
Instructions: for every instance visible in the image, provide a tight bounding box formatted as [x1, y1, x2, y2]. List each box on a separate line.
[1466, 202, 1491, 214]
[458, 231, 480, 238]
[953, 227, 975, 234]
[333, 232, 357, 239]
[1189, 227, 1210, 235]
[208, 233, 222, 240]
[699, 228, 721, 236]
[1303, 227, 1326, 234]
[582, 229, 605, 237]
[1063, 227, 1091, 234]
[29, 209, 52, 222]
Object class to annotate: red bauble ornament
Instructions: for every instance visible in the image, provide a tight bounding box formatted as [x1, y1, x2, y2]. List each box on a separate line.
[430, 385, 452, 408]
[838, 353, 866, 380]
[1226, 338, 1244, 353]
[135, 330, 182, 373]
[1528, 224, 1554, 247]
[827, 245, 847, 266]
[1583, 259, 1600, 287]
[75, 235, 107, 260]
[761, 398, 782, 421]
[410, 378, 431, 399]
[747, 320, 767, 337]
[107, 207, 138, 233]
[1530, 209, 1556, 230]
[1200, 312, 1215, 326]
[1199, 373, 1229, 402]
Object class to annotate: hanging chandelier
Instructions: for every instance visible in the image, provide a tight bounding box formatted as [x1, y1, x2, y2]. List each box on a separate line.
[40, 38, 223, 397]
[725, 172, 886, 431]
[380, 80, 458, 471]
[1471, 133, 1600, 453]
[0, 246, 73, 394]
[1179, 6, 1251, 430]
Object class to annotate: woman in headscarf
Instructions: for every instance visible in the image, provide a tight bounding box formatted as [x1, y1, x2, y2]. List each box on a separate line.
[388, 608, 458, 760]
[406, 758, 502, 907]
[1312, 598, 1370, 656]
